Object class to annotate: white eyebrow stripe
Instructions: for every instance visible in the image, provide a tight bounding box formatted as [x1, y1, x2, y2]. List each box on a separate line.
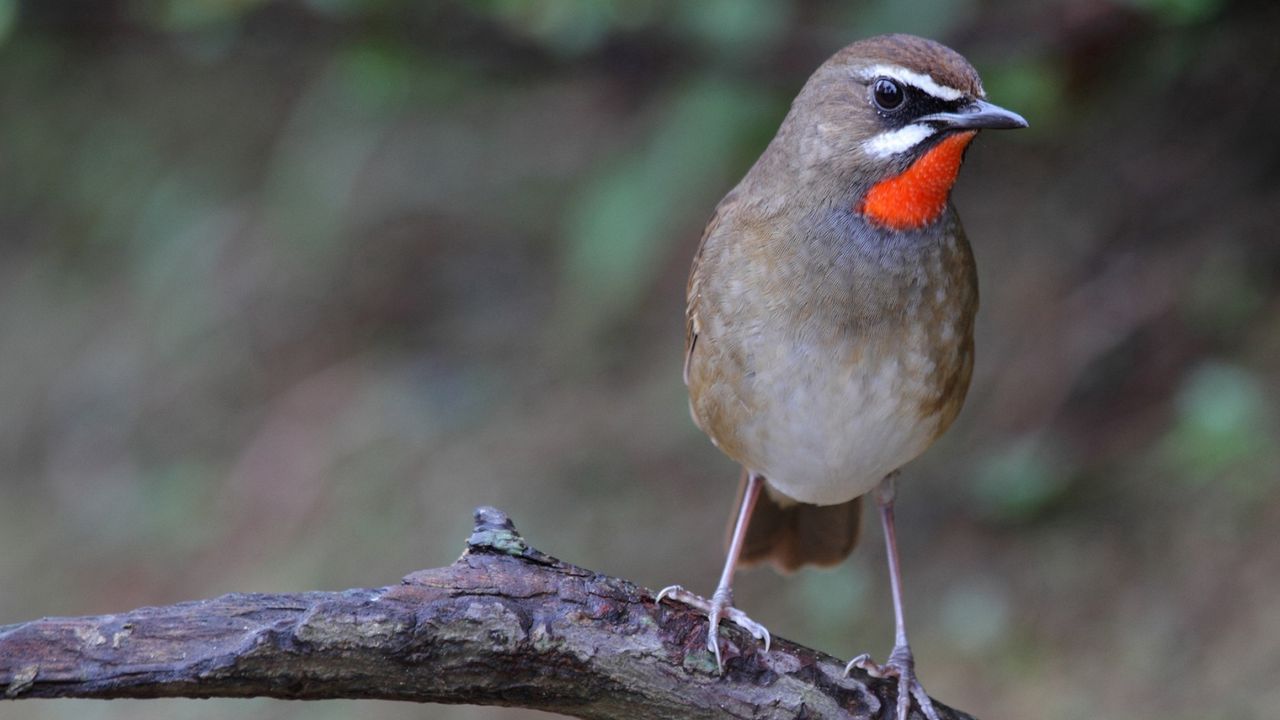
[862, 123, 937, 158]
[858, 64, 966, 102]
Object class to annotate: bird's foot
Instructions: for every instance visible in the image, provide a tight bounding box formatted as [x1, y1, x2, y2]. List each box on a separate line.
[655, 584, 771, 670]
[845, 644, 941, 720]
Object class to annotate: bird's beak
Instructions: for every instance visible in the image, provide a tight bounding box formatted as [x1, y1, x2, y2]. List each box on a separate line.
[919, 99, 1028, 130]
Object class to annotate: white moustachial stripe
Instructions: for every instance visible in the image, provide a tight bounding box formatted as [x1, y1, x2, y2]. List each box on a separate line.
[858, 64, 967, 102]
[862, 123, 937, 158]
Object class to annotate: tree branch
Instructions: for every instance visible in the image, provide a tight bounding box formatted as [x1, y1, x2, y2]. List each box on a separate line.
[0, 507, 975, 719]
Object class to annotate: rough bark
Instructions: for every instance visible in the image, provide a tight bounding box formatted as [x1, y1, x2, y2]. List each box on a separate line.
[0, 507, 974, 719]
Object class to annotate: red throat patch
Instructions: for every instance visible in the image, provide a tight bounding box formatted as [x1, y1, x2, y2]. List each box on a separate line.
[859, 130, 977, 231]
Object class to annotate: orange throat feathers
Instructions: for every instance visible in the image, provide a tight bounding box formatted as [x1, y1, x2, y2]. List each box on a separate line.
[859, 130, 976, 231]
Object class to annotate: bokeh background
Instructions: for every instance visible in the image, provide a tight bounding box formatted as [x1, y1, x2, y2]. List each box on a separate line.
[2, 0, 1279, 718]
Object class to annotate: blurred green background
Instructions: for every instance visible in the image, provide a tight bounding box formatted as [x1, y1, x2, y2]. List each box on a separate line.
[2, 0, 1279, 719]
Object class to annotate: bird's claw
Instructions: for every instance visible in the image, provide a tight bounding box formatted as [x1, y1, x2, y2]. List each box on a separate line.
[656, 584, 771, 670]
[845, 647, 942, 720]
[718, 603, 771, 650]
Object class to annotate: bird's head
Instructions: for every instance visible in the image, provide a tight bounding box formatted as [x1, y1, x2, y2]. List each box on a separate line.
[770, 34, 1027, 231]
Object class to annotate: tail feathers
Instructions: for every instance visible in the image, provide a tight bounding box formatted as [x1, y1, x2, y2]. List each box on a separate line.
[736, 479, 863, 573]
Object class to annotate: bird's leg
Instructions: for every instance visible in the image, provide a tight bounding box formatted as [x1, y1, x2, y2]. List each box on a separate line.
[657, 470, 771, 671]
[845, 472, 942, 720]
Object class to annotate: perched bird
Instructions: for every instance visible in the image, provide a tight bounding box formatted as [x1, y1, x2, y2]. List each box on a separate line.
[657, 34, 1026, 719]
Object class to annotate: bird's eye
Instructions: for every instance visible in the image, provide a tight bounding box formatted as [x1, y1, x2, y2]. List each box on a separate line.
[872, 78, 904, 111]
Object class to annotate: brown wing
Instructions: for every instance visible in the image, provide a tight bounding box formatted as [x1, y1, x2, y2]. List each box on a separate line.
[684, 190, 739, 386]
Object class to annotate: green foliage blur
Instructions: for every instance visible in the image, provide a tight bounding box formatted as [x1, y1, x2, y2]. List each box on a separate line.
[2, 1, 1279, 719]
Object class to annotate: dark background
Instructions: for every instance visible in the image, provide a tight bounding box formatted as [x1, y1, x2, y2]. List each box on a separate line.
[2, 1, 1278, 718]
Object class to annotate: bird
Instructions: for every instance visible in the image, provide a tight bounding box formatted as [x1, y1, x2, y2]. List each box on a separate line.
[656, 34, 1026, 720]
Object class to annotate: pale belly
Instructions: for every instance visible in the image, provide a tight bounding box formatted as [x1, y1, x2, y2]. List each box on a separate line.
[692, 324, 949, 506]
[687, 207, 977, 505]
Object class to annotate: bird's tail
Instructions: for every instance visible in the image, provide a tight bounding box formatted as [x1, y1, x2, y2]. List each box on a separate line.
[735, 476, 862, 573]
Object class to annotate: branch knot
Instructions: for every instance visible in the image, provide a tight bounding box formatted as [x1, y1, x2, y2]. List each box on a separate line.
[466, 506, 556, 566]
